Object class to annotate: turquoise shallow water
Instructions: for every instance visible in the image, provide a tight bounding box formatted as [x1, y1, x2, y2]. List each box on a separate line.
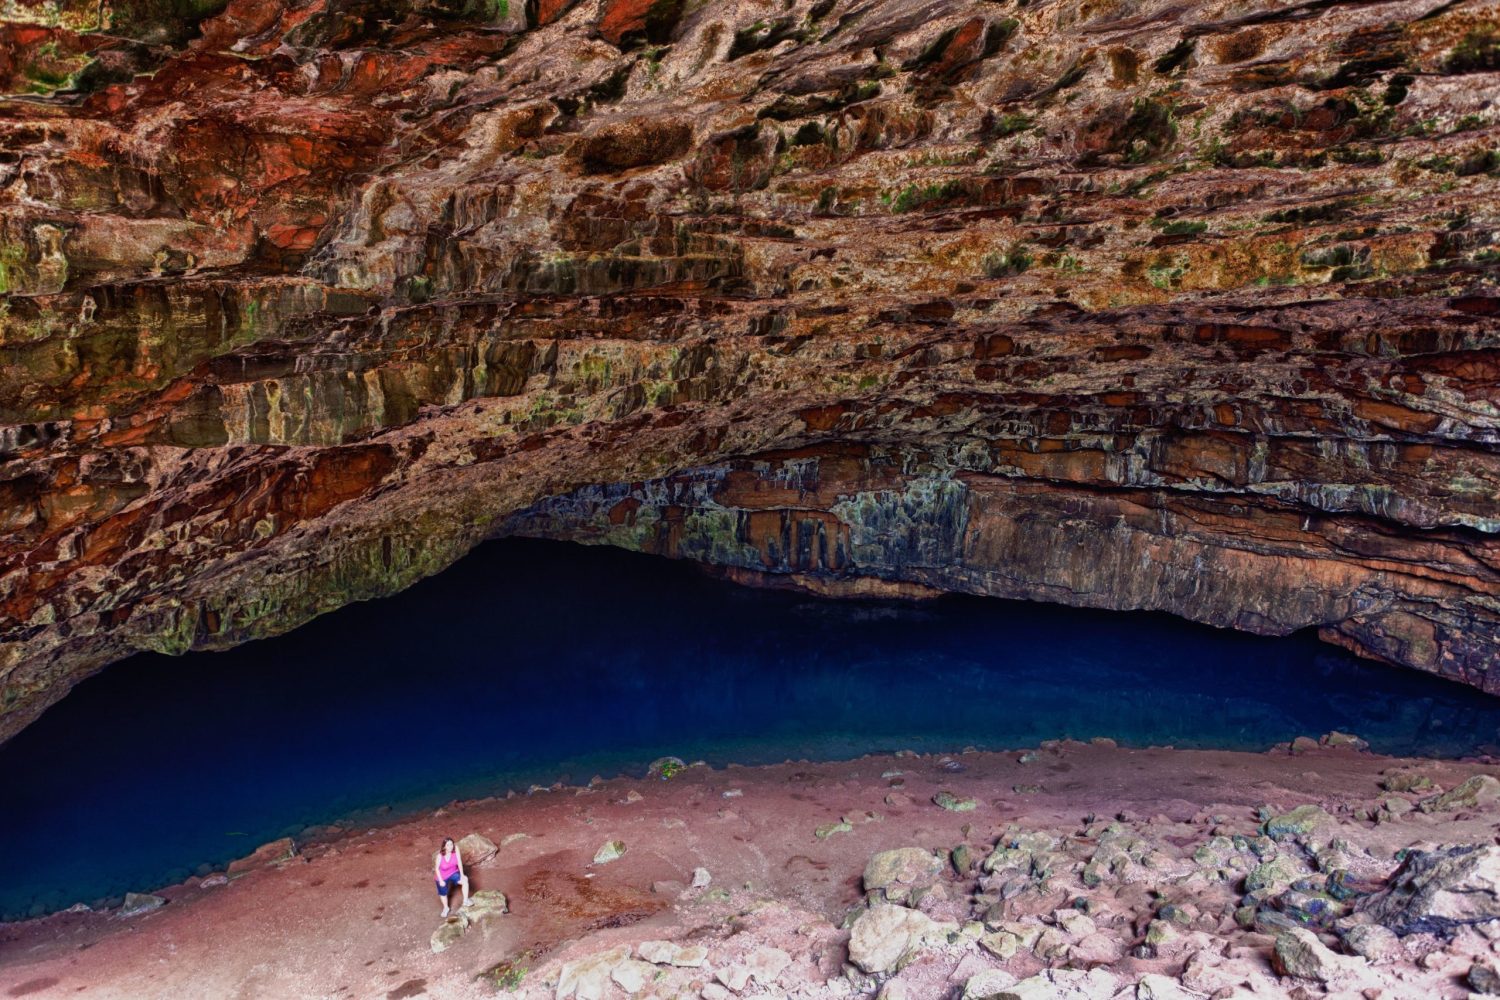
[3, 537, 1499, 919]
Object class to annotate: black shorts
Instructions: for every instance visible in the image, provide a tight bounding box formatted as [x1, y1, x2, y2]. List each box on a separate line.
[437, 872, 463, 897]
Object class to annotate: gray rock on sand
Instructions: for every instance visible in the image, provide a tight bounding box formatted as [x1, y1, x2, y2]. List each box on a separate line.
[1360, 844, 1500, 935]
[458, 832, 498, 866]
[863, 848, 946, 905]
[692, 867, 711, 888]
[118, 892, 166, 917]
[592, 840, 626, 864]
[848, 902, 955, 974]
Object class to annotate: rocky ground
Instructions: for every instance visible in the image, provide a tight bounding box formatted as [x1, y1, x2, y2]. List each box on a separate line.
[6, 739, 1500, 999]
[2, 0, 1499, 743]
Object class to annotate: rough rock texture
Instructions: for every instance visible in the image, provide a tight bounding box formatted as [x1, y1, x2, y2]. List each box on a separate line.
[2, 0, 1499, 739]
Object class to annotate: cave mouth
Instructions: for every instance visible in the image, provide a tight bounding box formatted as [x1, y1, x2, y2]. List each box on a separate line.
[3, 537, 1498, 920]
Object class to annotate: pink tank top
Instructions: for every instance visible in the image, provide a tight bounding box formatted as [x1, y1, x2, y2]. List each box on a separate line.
[438, 851, 460, 880]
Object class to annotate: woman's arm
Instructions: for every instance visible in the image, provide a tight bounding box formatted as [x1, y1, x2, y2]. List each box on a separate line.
[434, 854, 443, 882]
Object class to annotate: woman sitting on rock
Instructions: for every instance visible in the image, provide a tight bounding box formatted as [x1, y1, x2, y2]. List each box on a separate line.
[434, 837, 471, 917]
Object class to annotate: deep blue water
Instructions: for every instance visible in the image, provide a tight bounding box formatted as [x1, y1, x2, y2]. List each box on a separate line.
[4, 538, 1500, 919]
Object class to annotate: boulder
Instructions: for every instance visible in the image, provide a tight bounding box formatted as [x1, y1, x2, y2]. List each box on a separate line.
[458, 833, 498, 866]
[1341, 922, 1401, 962]
[556, 946, 631, 1000]
[1420, 775, 1500, 813]
[864, 848, 946, 904]
[1470, 962, 1500, 994]
[1263, 805, 1334, 841]
[1271, 927, 1350, 982]
[119, 892, 166, 917]
[468, 889, 508, 921]
[848, 902, 954, 974]
[1360, 844, 1500, 935]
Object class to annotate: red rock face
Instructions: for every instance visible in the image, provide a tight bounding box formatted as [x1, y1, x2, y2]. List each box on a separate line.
[0, 0, 1497, 740]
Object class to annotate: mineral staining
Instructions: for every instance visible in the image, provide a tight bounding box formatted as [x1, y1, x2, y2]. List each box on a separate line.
[2, 0, 1499, 740]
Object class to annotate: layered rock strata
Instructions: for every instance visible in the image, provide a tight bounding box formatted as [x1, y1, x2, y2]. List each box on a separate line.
[1, 0, 1498, 739]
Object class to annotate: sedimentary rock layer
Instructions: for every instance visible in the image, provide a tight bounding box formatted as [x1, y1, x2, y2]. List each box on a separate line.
[1, 0, 1497, 739]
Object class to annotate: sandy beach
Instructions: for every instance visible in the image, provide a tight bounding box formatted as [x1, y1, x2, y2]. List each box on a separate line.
[5, 738, 1500, 999]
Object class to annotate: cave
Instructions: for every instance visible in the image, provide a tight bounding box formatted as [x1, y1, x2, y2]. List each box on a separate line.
[2, 0, 1499, 993]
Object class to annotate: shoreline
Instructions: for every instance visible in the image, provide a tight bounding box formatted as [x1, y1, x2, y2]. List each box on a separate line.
[11, 730, 1498, 926]
[5, 739, 1500, 998]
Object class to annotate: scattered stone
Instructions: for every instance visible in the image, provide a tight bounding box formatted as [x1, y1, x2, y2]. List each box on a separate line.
[1361, 844, 1500, 935]
[847, 902, 954, 974]
[934, 790, 978, 812]
[1380, 772, 1435, 794]
[745, 946, 791, 985]
[637, 940, 708, 967]
[592, 840, 626, 864]
[1420, 775, 1500, 813]
[458, 832, 498, 866]
[199, 874, 229, 889]
[651, 879, 684, 895]
[815, 820, 854, 839]
[716, 965, 751, 991]
[1342, 923, 1401, 963]
[1290, 736, 1321, 754]
[623, 790, 644, 804]
[118, 892, 166, 918]
[1272, 927, 1350, 982]
[864, 848, 946, 904]
[692, 867, 712, 888]
[1470, 962, 1500, 994]
[1136, 974, 1200, 1000]
[1321, 731, 1369, 750]
[962, 968, 1019, 999]
[1263, 804, 1334, 841]
[700, 985, 732, 1000]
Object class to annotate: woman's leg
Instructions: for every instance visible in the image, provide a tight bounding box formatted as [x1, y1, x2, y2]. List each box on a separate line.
[460, 874, 471, 906]
[439, 880, 450, 917]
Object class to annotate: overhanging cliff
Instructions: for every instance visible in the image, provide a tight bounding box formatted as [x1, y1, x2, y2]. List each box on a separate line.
[1, 0, 1498, 740]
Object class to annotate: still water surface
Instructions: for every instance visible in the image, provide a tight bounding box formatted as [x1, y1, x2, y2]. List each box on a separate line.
[4, 538, 1499, 919]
